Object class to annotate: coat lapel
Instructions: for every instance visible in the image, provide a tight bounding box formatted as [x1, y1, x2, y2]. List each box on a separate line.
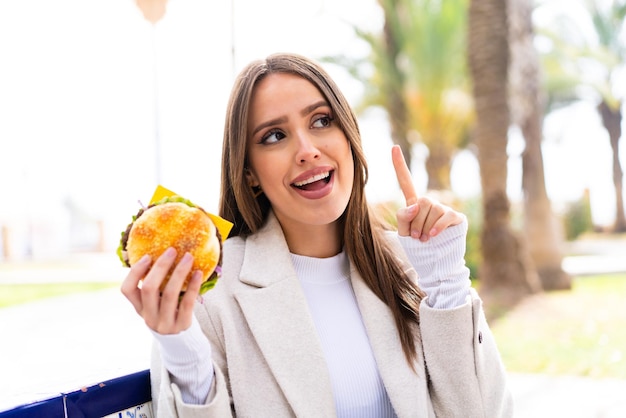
[233, 213, 337, 417]
[351, 265, 431, 417]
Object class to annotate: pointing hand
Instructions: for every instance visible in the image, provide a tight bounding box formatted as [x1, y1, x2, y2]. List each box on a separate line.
[391, 145, 464, 241]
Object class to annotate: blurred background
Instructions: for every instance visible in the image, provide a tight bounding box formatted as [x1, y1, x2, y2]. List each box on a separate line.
[0, 0, 623, 260]
[0, 0, 386, 259]
[1, 0, 626, 416]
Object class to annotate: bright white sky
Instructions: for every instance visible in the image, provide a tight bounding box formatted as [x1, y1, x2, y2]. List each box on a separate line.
[0, 0, 622, 258]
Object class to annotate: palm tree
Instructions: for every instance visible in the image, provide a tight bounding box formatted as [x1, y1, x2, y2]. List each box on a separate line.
[368, 0, 413, 170]
[590, 0, 626, 232]
[468, 0, 541, 311]
[536, 0, 626, 232]
[320, 0, 413, 170]
[399, 0, 473, 191]
[323, 0, 472, 191]
[508, 0, 572, 290]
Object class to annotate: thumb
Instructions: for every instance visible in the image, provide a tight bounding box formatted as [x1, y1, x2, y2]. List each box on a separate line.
[396, 203, 418, 237]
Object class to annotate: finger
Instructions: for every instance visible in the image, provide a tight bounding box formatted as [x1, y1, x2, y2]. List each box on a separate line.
[120, 254, 152, 314]
[410, 199, 432, 240]
[427, 210, 465, 238]
[391, 145, 418, 206]
[141, 247, 177, 324]
[177, 270, 203, 330]
[396, 204, 418, 236]
[159, 252, 194, 319]
[419, 201, 444, 241]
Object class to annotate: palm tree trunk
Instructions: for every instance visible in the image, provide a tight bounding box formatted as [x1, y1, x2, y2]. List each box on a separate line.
[508, 0, 572, 290]
[468, 0, 541, 313]
[380, 0, 412, 171]
[598, 100, 626, 232]
[425, 140, 452, 190]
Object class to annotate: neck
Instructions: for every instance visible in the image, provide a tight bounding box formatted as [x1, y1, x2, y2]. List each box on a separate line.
[278, 219, 343, 258]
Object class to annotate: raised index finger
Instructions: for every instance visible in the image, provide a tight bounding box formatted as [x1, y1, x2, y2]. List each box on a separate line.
[391, 145, 418, 206]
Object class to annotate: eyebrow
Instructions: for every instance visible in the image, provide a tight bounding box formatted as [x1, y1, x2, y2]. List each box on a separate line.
[250, 100, 330, 137]
[301, 100, 329, 117]
[251, 116, 287, 137]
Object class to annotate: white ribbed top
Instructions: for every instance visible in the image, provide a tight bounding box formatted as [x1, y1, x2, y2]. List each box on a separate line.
[291, 251, 396, 418]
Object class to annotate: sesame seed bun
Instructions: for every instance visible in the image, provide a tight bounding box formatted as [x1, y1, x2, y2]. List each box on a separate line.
[119, 199, 222, 294]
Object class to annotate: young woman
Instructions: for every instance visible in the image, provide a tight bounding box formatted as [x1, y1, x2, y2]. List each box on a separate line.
[122, 53, 513, 417]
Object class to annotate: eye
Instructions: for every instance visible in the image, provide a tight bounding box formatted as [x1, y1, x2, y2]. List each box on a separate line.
[311, 114, 334, 129]
[260, 129, 286, 144]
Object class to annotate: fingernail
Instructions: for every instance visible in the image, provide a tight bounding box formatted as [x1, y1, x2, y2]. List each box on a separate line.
[411, 229, 421, 239]
[408, 203, 418, 213]
[429, 228, 437, 237]
[164, 247, 177, 258]
[181, 252, 193, 264]
[138, 254, 151, 265]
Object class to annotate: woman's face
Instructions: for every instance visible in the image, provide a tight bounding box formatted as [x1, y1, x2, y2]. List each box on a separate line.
[246, 72, 354, 239]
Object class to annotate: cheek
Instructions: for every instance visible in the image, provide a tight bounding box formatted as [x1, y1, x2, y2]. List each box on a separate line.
[341, 149, 356, 189]
[250, 156, 284, 190]
[341, 141, 354, 172]
[345, 163, 355, 191]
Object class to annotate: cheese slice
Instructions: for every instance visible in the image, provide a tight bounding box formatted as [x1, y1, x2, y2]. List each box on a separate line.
[149, 184, 233, 242]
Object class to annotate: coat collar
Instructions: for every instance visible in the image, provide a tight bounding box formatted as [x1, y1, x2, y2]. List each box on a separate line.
[351, 265, 431, 417]
[233, 211, 428, 417]
[234, 212, 337, 416]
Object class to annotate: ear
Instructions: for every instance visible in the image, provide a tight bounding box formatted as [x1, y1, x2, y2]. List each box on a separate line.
[245, 168, 260, 188]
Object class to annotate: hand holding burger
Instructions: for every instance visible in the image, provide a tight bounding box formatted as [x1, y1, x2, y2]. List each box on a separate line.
[118, 195, 223, 296]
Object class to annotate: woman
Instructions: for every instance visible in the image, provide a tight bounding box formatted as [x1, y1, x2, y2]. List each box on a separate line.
[122, 52, 513, 417]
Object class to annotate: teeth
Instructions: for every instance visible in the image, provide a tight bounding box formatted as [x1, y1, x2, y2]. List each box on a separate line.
[294, 172, 330, 187]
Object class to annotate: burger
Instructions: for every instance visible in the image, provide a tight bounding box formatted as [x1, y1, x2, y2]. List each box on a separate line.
[117, 195, 222, 296]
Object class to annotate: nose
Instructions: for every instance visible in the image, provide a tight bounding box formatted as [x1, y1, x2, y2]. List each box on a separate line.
[294, 130, 321, 164]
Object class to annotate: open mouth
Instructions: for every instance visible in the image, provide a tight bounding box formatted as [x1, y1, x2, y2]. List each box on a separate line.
[292, 171, 333, 191]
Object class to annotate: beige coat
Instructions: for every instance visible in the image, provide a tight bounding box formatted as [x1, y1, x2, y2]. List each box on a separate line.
[151, 213, 514, 417]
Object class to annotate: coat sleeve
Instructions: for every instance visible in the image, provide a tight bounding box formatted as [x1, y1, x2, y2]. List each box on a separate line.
[148, 237, 246, 417]
[149, 336, 233, 418]
[419, 288, 514, 417]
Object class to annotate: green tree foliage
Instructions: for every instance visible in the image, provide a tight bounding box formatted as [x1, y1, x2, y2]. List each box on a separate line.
[535, 0, 626, 232]
[563, 190, 594, 240]
[323, 0, 473, 191]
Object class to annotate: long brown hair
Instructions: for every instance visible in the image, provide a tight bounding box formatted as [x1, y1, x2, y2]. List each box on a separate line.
[218, 53, 426, 366]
